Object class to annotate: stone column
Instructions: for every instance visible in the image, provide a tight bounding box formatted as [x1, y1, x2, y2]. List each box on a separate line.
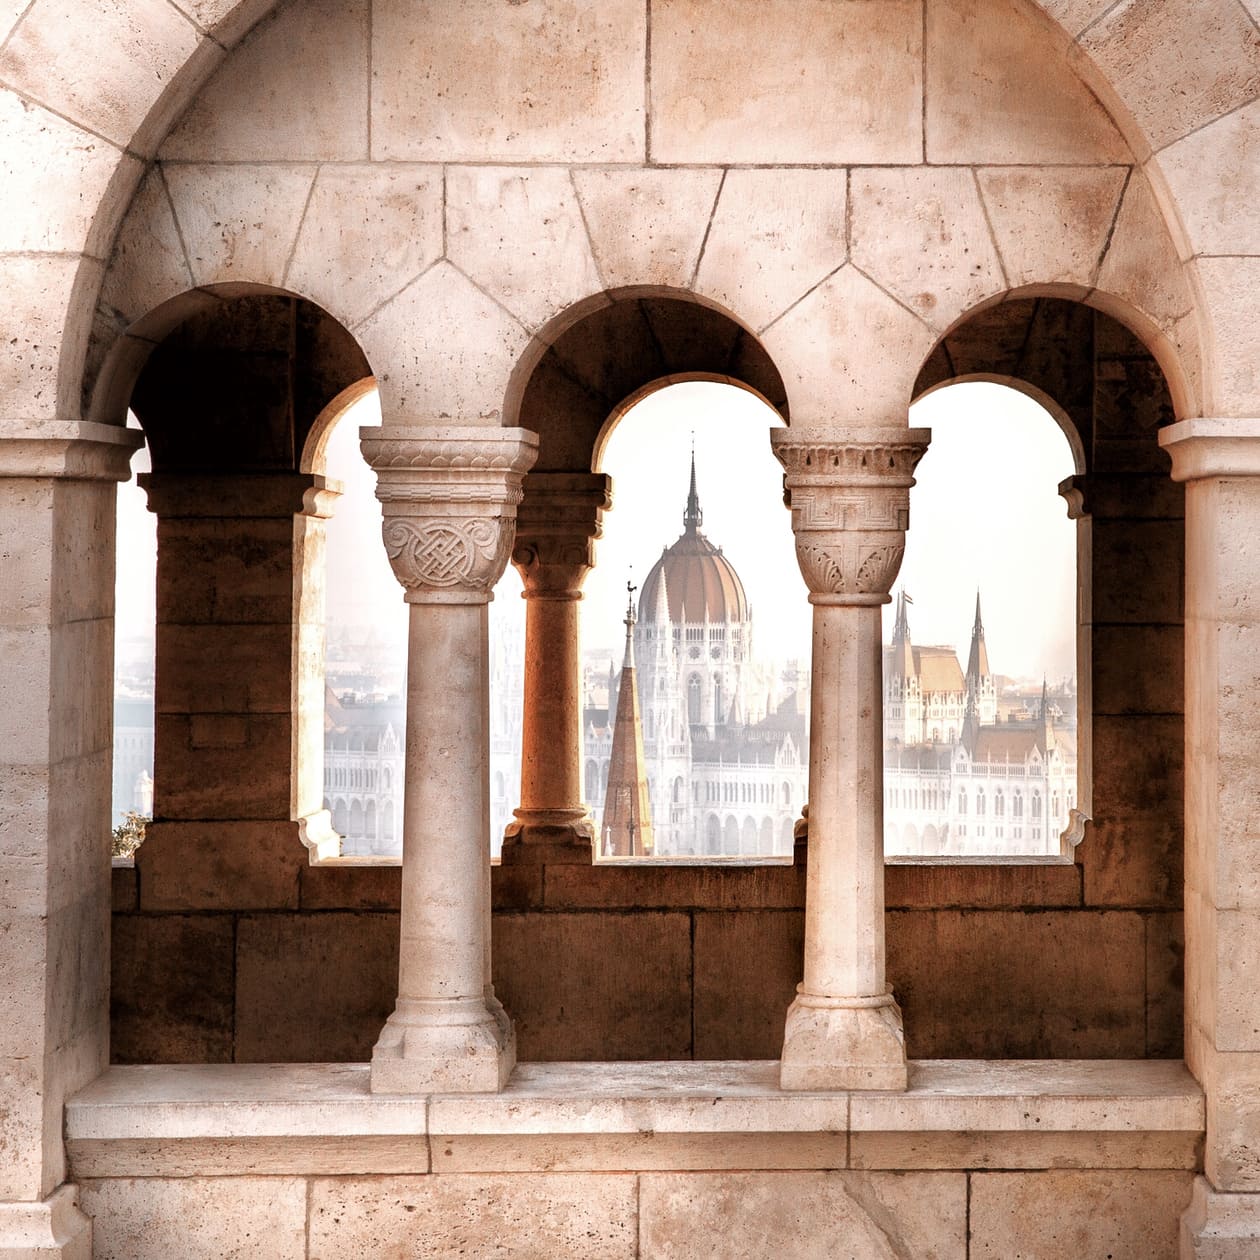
[502, 472, 611, 864]
[1161, 420, 1260, 1258]
[0, 420, 141, 1259]
[361, 426, 538, 1094]
[772, 426, 929, 1092]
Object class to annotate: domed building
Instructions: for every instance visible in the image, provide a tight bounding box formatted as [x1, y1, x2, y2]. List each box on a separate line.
[587, 457, 807, 857]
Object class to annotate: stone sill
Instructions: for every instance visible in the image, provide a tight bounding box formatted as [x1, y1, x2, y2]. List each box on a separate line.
[66, 1060, 1203, 1178]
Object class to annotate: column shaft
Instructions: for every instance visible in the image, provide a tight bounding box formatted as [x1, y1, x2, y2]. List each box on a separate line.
[519, 594, 583, 816]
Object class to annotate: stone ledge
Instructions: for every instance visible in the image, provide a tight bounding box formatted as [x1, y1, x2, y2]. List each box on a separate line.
[66, 1060, 1203, 1177]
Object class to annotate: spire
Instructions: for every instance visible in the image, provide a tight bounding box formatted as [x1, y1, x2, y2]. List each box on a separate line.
[891, 589, 916, 682]
[683, 443, 703, 535]
[965, 588, 991, 685]
[1039, 676, 1056, 752]
[602, 579, 655, 857]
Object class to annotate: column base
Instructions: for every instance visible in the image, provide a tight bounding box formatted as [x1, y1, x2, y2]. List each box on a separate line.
[500, 810, 595, 865]
[779, 991, 908, 1091]
[0, 1186, 91, 1259]
[370, 998, 516, 1094]
[1182, 1176, 1260, 1259]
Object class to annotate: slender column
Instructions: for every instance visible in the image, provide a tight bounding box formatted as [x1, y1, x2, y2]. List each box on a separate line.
[0, 420, 141, 1259]
[772, 426, 928, 1092]
[362, 426, 537, 1095]
[1161, 420, 1260, 1258]
[502, 472, 611, 864]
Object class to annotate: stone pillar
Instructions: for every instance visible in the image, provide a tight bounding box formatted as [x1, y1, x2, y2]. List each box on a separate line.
[135, 472, 341, 904]
[0, 420, 142, 1259]
[1161, 420, 1260, 1258]
[502, 472, 611, 864]
[361, 426, 538, 1094]
[772, 426, 929, 1092]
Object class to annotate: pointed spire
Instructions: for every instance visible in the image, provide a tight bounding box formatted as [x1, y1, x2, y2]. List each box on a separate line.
[622, 579, 637, 669]
[891, 589, 916, 682]
[965, 588, 991, 685]
[683, 441, 703, 535]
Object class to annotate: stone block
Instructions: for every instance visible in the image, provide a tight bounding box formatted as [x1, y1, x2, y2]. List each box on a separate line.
[308, 1173, 637, 1259]
[1215, 910, 1260, 1053]
[1036, 0, 1117, 38]
[851, 167, 1005, 331]
[1203, 1051, 1260, 1191]
[1093, 521, 1184, 622]
[51, 479, 117, 624]
[355, 261, 528, 424]
[160, 0, 368, 161]
[0, 0, 202, 149]
[156, 623, 293, 714]
[493, 911, 691, 1061]
[762, 264, 934, 428]
[889, 909, 1146, 1058]
[540, 862, 803, 912]
[885, 861, 1082, 909]
[446, 167, 601, 333]
[1193, 256, 1260, 418]
[234, 911, 397, 1061]
[1079, 0, 1260, 153]
[110, 913, 234, 1063]
[1212, 480, 1260, 623]
[692, 910, 800, 1060]
[137, 820, 303, 911]
[285, 164, 442, 329]
[163, 162, 315, 289]
[1092, 713, 1183, 817]
[370, 0, 644, 162]
[1081, 812, 1182, 910]
[1147, 910, 1185, 1059]
[976, 165, 1127, 292]
[573, 168, 723, 294]
[1092, 624, 1183, 715]
[692, 168, 847, 335]
[926, 0, 1126, 163]
[80, 1175, 306, 1259]
[639, 1171, 966, 1259]
[300, 861, 402, 910]
[968, 1170, 1194, 1259]
[651, 0, 921, 165]
[1181, 1175, 1260, 1259]
[153, 714, 292, 819]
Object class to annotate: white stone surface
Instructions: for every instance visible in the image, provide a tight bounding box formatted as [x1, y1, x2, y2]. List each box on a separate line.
[692, 168, 847, 335]
[446, 167, 600, 333]
[1189, 256, 1260, 416]
[285, 165, 443, 330]
[0, 1184, 90, 1259]
[159, 0, 368, 161]
[163, 162, 315, 288]
[573, 169, 723, 294]
[370, 0, 644, 163]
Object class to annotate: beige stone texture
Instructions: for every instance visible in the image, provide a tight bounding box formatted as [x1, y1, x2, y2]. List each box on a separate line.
[1192, 256, 1260, 415]
[639, 1171, 966, 1259]
[159, 0, 368, 161]
[0, 1184, 90, 1259]
[851, 167, 1006, 330]
[1181, 1175, 1260, 1260]
[762, 265, 935, 428]
[285, 164, 442, 330]
[1079, 0, 1260, 153]
[370, 0, 644, 162]
[355, 262, 529, 422]
[0, 0, 203, 149]
[494, 911, 692, 1061]
[969, 1170, 1194, 1259]
[573, 168, 723, 294]
[1159, 99, 1260, 258]
[446, 167, 601, 332]
[651, 0, 921, 165]
[976, 166, 1128, 292]
[1201, 1051, 1260, 1190]
[163, 162, 315, 288]
[80, 1175, 306, 1259]
[234, 912, 396, 1062]
[1035, 0, 1115, 38]
[692, 169, 847, 335]
[885, 861, 1082, 909]
[309, 1173, 636, 1259]
[926, 0, 1128, 163]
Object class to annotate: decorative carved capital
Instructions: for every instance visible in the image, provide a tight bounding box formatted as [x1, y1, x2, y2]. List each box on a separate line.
[360, 426, 539, 603]
[512, 472, 613, 599]
[771, 428, 930, 604]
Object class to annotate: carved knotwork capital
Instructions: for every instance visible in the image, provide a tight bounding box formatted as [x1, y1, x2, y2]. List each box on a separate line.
[512, 472, 613, 599]
[360, 426, 539, 602]
[771, 427, 930, 604]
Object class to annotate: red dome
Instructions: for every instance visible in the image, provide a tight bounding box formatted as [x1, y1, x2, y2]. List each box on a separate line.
[639, 529, 748, 625]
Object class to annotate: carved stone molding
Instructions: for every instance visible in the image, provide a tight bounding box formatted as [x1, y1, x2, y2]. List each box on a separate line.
[771, 428, 930, 604]
[0, 419, 143, 482]
[512, 472, 613, 599]
[361, 426, 539, 603]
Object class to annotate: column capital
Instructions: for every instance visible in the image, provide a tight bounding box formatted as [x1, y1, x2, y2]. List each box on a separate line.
[771, 427, 930, 605]
[1159, 418, 1260, 482]
[0, 419, 143, 482]
[139, 471, 341, 518]
[360, 426, 539, 604]
[512, 472, 613, 599]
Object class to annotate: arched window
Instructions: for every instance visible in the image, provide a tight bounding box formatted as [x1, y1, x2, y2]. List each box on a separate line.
[976, 790, 986, 817]
[687, 674, 702, 725]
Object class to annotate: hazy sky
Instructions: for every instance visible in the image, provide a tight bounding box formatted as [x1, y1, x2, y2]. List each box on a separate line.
[115, 379, 1077, 683]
